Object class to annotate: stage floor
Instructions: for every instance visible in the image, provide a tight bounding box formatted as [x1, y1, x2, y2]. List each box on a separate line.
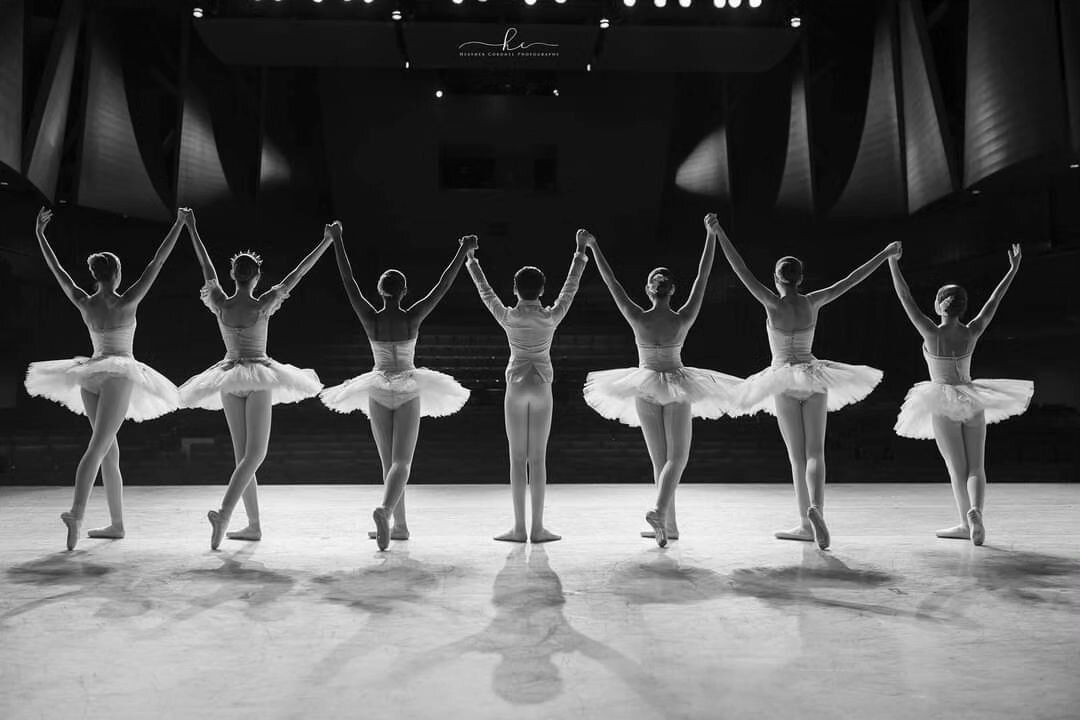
[1, 483, 1078, 720]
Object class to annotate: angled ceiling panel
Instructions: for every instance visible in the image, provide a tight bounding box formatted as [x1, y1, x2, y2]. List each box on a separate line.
[675, 127, 731, 202]
[963, 0, 1064, 186]
[831, 0, 905, 219]
[23, 0, 83, 202]
[898, 0, 955, 212]
[774, 52, 815, 214]
[0, 0, 24, 172]
[76, 16, 169, 221]
[1060, 0, 1080, 151]
[177, 46, 232, 208]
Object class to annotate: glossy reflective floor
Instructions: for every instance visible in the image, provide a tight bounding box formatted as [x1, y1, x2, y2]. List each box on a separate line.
[1, 484, 1078, 720]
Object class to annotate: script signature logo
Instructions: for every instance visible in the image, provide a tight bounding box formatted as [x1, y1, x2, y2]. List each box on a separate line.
[458, 27, 559, 57]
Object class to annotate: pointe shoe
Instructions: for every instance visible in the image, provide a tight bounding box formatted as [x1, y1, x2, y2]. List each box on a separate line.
[372, 507, 391, 551]
[60, 512, 81, 551]
[645, 510, 667, 548]
[87, 523, 125, 540]
[207, 510, 228, 550]
[966, 508, 985, 546]
[807, 506, 830, 550]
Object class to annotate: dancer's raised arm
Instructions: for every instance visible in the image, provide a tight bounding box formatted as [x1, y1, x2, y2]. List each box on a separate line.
[548, 230, 590, 324]
[465, 246, 510, 325]
[968, 244, 1022, 336]
[34, 207, 88, 305]
[714, 224, 778, 308]
[124, 209, 187, 306]
[807, 242, 900, 308]
[408, 235, 477, 323]
[676, 214, 719, 322]
[887, 249, 937, 337]
[184, 209, 219, 286]
[272, 224, 334, 297]
[586, 234, 644, 322]
[328, 222, 377, 328]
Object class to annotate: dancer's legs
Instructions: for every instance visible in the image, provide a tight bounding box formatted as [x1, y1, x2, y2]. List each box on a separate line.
[961, 412, 988, 545]
[70, 378, 133, 518]
[932, 414, 971, 538]
[801, 392, 830, 548]
[525, 381, 558, 542]
[80, 389, 125, 538]
[218, 391, 272, 517]
[222, 392, 261, 541]
[636, 398, 679, 538]
[773, 393, 811, 539]
[379, 398, 420, 513]
[652, 401, 692, 519]
[496, 381, 530, 542]
[368, 399, 409, 538]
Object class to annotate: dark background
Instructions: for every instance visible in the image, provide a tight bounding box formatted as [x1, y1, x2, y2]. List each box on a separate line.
[1, 0, 1077, 486]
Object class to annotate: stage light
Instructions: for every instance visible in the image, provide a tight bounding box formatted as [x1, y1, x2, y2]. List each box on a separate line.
[404, 60, 410, 69]
[789, 15, 801, 27]
[971, 189, 982, 195]
[624, 0, 636, 6]
[749, 0, 761, 6]
[555, 0, 567, 4]
[453, 0, 464, 4]
[0, 180, 8, 187]
[435, 89, 444, 98]
[679, 0, 691, 7]
[392, 9, 402, 19]
[1071, 162, 1079, 169]
[714, 0, 726, 6]
[655, 0, 667, 7]
[729, 0, 741, 7]
[313, 0, 322, 4]
[524, 0, 537, 5]
[363, 0, 374, 4]
[600, 17, 610, 28]
[192, 6, 204, 18]
[553, 89, 560, 96]
[586, 63, 592, 71]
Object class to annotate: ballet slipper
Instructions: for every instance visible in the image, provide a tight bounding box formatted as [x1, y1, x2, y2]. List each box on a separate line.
[368, 527, 410, 541]
[641, 530, 680, 540]
[774, 526, 814, 542]
[87, 523, 125, 540]
[935, 524, 971, 540]
[530, 528, 562, 544]
[966, 508, 985, 546]
[373, 507, 391, 551]
[226, 524, 262, 542]
[494, 529, 527, 543]
[807, 506, 830, 550]
[645, 510, 667, 548]
[207, 510, 229, 550]
[60, 512, 81, 551]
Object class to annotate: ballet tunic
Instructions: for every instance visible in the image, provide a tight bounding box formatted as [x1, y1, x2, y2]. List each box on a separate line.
[319, 338, 470, 417]
[730, 321, 883, 416]
[893, 347, 1033, 439]
[584, 342, 742, 427]
[178, 280, 322, 410]
[466, 252, 588, 383]
[25, 320, 180, 421]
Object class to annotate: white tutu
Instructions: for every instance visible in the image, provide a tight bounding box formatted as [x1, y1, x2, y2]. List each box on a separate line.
[583, 366, 742, 427]
[320, 368, 470, 417]
[894, 379, 1034, 439]
[25, 355, 180, 422]
[179, 358, 323, 411]
[730, 360, 883, 417]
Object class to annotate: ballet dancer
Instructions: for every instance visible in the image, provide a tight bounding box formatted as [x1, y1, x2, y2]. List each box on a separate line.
[888, 244, 1031, 546]
[25, 207, 184, 550]
[717, 231, 899, 549]
[466, 231, 590, 543]
[319, 223, 473, 551]
[583, 214, 741, 548]
[178, 210, 330, 549]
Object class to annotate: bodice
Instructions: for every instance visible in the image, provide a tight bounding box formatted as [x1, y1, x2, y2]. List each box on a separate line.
[218, 317, 270, 361]
[923, 347, 973, 385]
[89, 321, 136, 358]
[371, 338, 417, 374]
[636, 343, 684, 372]
[767, 322, 816, 365]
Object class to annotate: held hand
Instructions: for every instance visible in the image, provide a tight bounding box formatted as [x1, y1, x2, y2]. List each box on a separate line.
[885, 241, 902, 259]
[325, 221, 343, 243]
[1008, 243, 1021, 271]
[459, 234, 479, 254]
[575, 228, 594, 252]
[704, 213, 721, 235]
[177, 207, 194, 226]
[36, 207, 53, 232]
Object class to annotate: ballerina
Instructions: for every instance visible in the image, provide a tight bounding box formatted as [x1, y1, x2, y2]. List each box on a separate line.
[319, 223, 473, 551]
[25, 207, 184, 550]
[717, 231, 899, 549]
[583, 214, 741, 548]
[178, 210, 330, 549]
[466, 231, 589, 543]
[888, 244, 1031, 546]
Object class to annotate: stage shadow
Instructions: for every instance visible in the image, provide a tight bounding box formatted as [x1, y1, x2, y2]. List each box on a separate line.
[607, 550, 728, 606]
[177, 545, 297, 621]
[917, 547, 1080, 610]
[311, 550, 459, 615]
[2, 552, 153, 622]
[393, 546, 678, 711]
